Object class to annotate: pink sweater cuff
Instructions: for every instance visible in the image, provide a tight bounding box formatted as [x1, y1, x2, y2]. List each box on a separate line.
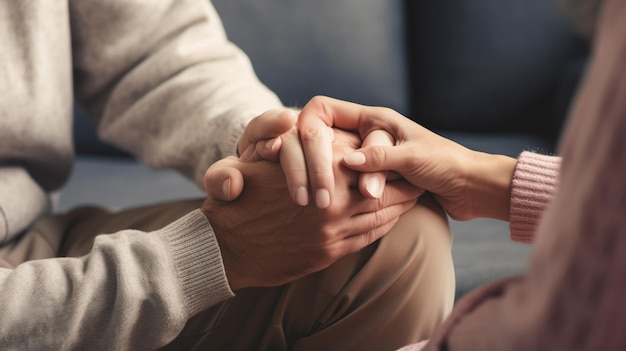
[509, 151, 561, 243]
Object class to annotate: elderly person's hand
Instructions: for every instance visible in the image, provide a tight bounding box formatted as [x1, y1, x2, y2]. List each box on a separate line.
[202, 127, 421, 291]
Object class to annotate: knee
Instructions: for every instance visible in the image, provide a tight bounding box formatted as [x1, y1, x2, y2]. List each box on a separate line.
[375, 195, 456, 332]
[277, 196, 456, 348]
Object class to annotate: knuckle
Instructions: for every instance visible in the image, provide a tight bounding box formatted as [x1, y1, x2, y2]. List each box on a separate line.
[309, 95, 330, 108]
[320, 221, 339, 239]
[380, 106, 397, 117]
[309, 165, 332, 179]
[303, 96, 334, 123]
[373, 207, 387, 228]
[368, 146, 387, 167]
[300, 126, 329, 143]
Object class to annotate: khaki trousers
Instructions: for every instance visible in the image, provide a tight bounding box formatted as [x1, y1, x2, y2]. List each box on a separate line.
[0, 196, 455, 351]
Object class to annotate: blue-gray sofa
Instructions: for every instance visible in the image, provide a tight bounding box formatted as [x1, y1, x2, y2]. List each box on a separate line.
[62, 0, 589, 299]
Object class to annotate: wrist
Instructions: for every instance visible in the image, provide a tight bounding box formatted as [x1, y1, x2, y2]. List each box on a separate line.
[201, 200, 245, 291]
[467, 151, 517, 220]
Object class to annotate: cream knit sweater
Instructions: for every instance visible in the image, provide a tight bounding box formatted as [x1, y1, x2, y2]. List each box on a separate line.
[0, 1, 282, 349]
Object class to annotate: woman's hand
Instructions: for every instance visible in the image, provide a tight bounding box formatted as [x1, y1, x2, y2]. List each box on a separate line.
[296, 96, 517, 221]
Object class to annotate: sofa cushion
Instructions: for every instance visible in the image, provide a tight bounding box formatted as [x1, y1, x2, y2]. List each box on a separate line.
[56, 157, 203, 212]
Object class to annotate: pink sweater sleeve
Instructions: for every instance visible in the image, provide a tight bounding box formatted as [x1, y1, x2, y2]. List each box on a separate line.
[509, 151, 561, 243]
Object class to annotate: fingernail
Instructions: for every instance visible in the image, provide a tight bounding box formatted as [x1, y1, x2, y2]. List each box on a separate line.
[316, 188, 331, 209]
[365, 177, 382, 198]
[344, 152, 366, 166]
[222, 178, 231, 201]
[266, 138, 280, 151]
[295, 186, 309, 206]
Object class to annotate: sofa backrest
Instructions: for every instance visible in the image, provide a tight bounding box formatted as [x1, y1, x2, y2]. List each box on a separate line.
[214, 0, 589, 138]
[406, 0, 589, 136]
[212, 0, 411, 114]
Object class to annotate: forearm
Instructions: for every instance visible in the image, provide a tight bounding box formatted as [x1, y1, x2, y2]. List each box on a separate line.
[71, 0, 283, 188]
[0, 210, 233, 350]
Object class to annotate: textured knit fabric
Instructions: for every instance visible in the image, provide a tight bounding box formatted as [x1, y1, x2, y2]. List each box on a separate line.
[0, 0, 284, 349]
[510, 151, 561, 243]
[0, 0, 283, 241]
[408, 0, 626, 349]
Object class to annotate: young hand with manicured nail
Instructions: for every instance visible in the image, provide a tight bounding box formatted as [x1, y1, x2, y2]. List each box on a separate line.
[297, 96, 517, 221]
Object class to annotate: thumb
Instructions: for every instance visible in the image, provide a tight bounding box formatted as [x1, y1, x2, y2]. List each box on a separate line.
[343, 145, 410, 175]
[358, 130, 394, 199]
[238, 109, 297, 157]
[204, 157, 245, 201]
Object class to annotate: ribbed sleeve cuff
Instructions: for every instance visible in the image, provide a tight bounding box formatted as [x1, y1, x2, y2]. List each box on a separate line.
[160, 209, 234, 316]
[509, 151, 561, 243]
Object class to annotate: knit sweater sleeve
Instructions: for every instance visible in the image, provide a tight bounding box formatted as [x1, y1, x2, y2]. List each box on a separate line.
[70, 0, 284, 188]
[0, 210, 234, 350]
[509, 151, 561, 243]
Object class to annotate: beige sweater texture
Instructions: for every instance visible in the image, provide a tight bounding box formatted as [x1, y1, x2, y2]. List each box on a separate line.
[0, 0, 282, 349]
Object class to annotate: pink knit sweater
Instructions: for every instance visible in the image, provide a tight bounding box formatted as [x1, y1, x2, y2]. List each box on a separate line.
[401, 0, 626, 348]
[509, 152, 561, 243]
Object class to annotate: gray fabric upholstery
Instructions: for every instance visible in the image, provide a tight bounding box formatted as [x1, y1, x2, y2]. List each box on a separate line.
[56, 157, 203, 212]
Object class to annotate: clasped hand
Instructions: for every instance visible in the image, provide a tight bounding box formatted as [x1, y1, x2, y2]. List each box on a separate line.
[201, 107, 421, 291]
[203, 96, 516, 291]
